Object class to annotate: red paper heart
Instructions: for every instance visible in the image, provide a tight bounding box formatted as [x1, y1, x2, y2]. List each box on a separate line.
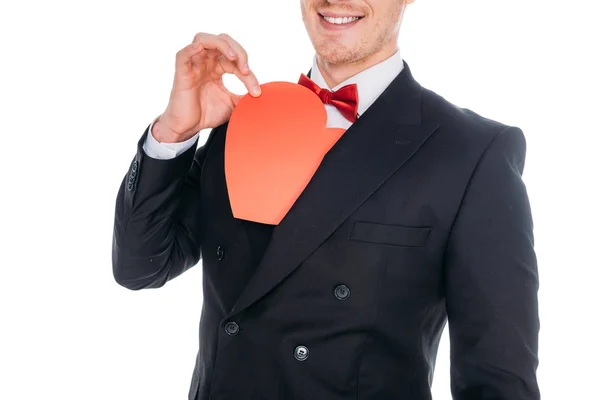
[225, 81, 346, 225]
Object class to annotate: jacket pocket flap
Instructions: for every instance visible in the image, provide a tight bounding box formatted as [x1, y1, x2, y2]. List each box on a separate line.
[349, 221, 431, 247]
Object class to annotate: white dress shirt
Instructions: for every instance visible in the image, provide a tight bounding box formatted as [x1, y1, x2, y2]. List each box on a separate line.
[143, 48, 404, 160]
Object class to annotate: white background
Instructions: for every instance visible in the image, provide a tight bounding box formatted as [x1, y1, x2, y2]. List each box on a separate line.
[1, 0, 599, 399]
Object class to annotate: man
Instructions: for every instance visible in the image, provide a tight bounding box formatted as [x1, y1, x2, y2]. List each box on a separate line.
[112, 0, 540, 399]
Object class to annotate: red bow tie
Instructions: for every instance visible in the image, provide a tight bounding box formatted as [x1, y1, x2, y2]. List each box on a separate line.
[298, 74, 359, 123]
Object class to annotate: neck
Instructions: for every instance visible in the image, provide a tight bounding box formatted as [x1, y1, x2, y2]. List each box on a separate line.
[316, 41, 398, 88]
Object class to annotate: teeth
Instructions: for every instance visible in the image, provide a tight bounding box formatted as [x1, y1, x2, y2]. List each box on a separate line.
[323, 16, 360, 25]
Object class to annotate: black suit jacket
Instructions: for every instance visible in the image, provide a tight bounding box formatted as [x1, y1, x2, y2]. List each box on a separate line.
[112, 62, 540, 399]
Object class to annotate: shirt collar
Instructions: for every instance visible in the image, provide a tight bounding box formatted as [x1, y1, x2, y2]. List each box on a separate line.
[309, 48, 404, 116]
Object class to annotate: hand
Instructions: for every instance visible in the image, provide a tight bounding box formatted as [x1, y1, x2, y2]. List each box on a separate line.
[153, 33, 261, 143]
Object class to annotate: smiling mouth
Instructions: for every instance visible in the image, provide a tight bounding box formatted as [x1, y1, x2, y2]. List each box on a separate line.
[319, 13, 364, 25]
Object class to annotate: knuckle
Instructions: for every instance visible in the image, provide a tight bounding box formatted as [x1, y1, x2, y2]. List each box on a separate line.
[233, 44, 248, 59]
[218, 34, 233, 48]
[235, 44, 246, 55]
[193, 32, 210, 42]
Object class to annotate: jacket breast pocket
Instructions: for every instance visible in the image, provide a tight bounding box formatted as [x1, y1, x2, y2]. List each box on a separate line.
[349, 221, 432, 247]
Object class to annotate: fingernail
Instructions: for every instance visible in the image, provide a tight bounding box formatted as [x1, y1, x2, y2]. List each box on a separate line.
[253, 86, 261, 96]
[243, 64, 250, 73]
[228, 48, 236, 57]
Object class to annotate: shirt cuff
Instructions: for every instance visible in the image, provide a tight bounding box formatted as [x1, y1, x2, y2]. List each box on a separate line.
[142, 119, 200, 160]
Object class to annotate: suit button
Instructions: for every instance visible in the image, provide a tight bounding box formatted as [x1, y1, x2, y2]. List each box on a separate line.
[216, 246, 225, 260]
[131, 160, 138, 172]
[127, 183, 134, 191]
[334, 284, 350, 300]
[224, 321, 239, 336]
[294, 345, 309, 361]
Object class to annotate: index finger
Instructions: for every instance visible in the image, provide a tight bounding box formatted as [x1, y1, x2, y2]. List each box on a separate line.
[217, 56, 262, 97]
[218, 33, 251, 74]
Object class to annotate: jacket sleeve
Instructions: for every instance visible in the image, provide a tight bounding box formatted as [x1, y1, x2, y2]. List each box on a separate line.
[112, 124, 221, 290]
[444, 126, 540, 399]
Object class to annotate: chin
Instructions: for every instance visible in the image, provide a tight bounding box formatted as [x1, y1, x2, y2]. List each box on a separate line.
[318, 51, 354, 65]
[314, 41, 364, 65]
[309, 27, 369, 65]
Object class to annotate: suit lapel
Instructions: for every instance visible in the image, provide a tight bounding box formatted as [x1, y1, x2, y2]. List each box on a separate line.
[230, 62, 439, 316]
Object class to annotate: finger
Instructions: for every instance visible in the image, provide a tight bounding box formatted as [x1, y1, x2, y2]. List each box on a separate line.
[218, 33, 250, 75]
[175, 43, 208, 70]
[192, 32, 237, 61]
[217, 56, 262, 97]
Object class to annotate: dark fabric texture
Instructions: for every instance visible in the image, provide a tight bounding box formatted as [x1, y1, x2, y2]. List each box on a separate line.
[112, 61, 540, 400]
